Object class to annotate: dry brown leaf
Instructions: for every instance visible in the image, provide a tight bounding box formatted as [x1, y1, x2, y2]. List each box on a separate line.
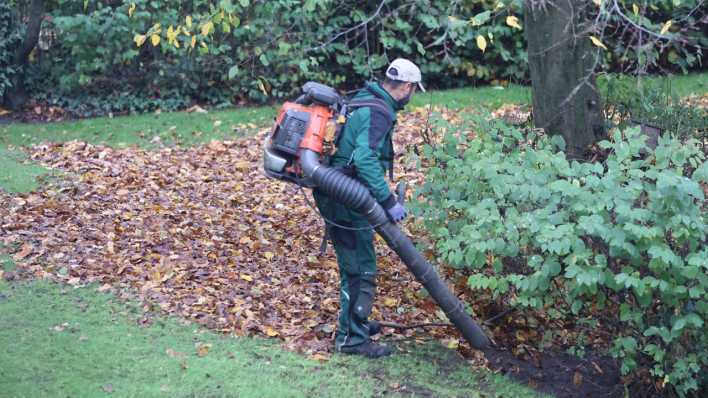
[13, 243, 33, 261]
[195, 343, 212, 357]
[573, 371, 583, 386]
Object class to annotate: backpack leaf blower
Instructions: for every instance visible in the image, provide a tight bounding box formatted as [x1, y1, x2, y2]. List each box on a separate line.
[263, 82, 491, 351]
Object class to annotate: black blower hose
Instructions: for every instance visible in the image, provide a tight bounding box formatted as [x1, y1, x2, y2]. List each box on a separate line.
[300, 150, 491, 350]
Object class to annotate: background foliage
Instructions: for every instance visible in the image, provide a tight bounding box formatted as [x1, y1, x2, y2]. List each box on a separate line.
[1, 0, 704, 116]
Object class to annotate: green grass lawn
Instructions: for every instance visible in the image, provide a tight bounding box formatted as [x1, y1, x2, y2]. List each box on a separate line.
[0, 147, 52, 193]
[2, 72, 704, 153]
[0, 106, 276, 150]
[597, 71, 708, 99]
[0, 279, 543, 398]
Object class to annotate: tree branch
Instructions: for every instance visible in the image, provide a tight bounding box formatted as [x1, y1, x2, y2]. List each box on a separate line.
[610, 0, 673, 42]
[304, 0, 388, 53]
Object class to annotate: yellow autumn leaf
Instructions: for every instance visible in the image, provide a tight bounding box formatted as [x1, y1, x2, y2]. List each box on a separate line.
[384, 297, 397, 307]
[258, 80, 268, 96]
[196, 343, 211, 357]
[128, 2, 136, 17]
[632, 3, 639, 15]
[240, 274, 253, 282]
[201, 21, 214, 36]
[166, 25, 181, 47]
[191, 35, 197, 49]
[186, 15, 192, 28]
[476, 35, 487, 53]
[133, 34, 147, 47]
[264, 251, 274, 260]
[445, 339, 459, 349]
[150, 34, 161, 46]
[265, 327, 279, 337]
[309, 353, 330, 361]
[506, 15, 522, 30]
[660, 20, 672, 35]
[589, 35, 607, 50]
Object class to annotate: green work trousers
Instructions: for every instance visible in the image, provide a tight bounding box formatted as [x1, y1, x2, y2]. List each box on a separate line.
[314, 190, 378, 350]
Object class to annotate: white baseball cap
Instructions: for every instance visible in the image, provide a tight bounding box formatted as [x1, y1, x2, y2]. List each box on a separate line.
[385, 58, 425, 92]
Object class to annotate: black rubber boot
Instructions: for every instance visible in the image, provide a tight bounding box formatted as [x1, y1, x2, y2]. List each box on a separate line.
[339, 341, 392, 359]
[369, 320, 381, 336]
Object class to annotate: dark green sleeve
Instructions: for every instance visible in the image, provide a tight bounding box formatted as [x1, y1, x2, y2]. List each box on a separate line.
[350, 108, 394, 205]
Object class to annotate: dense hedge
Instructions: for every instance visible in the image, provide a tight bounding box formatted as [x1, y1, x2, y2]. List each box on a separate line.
[413, 117, 707, 396]
[0, 3, 22, 99]
[10, 0, 521, 115]
[2, 0, 704, 116]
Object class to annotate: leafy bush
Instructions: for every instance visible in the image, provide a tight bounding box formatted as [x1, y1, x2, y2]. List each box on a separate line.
[24, 0, 525, 115]
[12, 0, 573, 115]
[414, 117, 707, 396]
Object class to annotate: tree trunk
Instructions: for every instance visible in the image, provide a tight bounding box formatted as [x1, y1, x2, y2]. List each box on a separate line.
[3, 0, 45, 110]
[524, 0, 605, 158]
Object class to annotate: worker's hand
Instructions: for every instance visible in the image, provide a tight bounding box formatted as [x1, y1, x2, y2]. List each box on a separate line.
[386, 202, 407, 223]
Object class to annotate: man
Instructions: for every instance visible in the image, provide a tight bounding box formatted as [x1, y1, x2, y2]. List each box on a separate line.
[314, 58, 425, 358]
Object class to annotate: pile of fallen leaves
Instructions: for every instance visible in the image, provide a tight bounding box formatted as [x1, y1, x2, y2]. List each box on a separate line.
[1, 106, 482, 359]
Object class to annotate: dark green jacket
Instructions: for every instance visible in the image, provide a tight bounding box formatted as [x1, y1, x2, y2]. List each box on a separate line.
[330, 82, 402, 207]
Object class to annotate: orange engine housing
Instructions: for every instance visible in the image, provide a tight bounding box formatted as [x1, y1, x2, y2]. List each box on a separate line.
[275, 102, 333, 154]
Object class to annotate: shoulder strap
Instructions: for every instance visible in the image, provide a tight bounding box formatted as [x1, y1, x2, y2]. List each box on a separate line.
[347, 98, 392, 120]
[342, 97, 396, 181]
[331, 90, 394, 157]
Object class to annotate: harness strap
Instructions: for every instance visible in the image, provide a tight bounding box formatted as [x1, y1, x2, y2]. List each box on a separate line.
[340, 97, 395, 180]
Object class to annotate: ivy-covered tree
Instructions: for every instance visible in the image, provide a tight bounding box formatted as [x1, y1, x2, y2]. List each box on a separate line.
[1, 0, 46, 110]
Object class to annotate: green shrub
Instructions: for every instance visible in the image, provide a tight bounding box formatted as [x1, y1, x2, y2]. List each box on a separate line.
[414, 117, 707, 396]
[20, 0, 526, 115]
